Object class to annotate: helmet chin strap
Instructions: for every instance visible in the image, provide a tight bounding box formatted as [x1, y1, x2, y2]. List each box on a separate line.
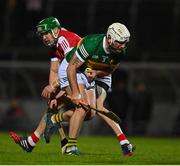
[47, 29, 59, 47]
[51, 28, 59, 39]
[109, 43, 123, 54]
[107, 37, 124, 54]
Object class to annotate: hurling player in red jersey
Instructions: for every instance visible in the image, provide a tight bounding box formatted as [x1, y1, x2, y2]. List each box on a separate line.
[10, 17, 134, 157]
[9, 17, 81, 153]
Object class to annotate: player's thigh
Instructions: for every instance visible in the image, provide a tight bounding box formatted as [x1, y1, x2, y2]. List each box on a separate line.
[85, 88, 96, 107]
[96, 86, 107, 109]
[78, 84, 89, 103]
[84, 88, 96, 119]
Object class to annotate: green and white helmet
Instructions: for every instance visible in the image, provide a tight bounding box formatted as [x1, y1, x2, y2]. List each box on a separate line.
[36, 17, 61, 46]
[107, 22, 130, 43]
[36, 17, 61, 34]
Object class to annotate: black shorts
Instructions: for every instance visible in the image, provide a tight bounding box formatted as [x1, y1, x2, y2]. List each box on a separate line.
[95, 80, 110, 98]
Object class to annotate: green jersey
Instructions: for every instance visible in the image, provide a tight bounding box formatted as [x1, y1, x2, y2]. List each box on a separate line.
[66, 34, 126, 72]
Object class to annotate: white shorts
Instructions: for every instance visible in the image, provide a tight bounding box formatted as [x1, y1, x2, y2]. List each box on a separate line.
[59, 59, 95, 90]
[95, 74, 112, 89]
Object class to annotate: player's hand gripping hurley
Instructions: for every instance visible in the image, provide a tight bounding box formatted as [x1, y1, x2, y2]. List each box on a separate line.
[62, 92, 121, 124]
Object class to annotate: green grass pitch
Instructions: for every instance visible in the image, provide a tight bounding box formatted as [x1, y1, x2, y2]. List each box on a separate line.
[0, 132, 180, 165]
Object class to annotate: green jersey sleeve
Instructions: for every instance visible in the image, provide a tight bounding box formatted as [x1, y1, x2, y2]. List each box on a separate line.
[75, 34, 104, 62]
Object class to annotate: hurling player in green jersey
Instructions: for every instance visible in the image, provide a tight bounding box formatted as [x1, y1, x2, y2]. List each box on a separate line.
[47, 22, 135, 156]
[67, 22, 135, 156]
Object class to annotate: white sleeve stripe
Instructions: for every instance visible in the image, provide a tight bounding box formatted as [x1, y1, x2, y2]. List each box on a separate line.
[58, 37, 70, 51]
[79, 44, 89, 58]
[61, 41, 68, 50]
[81, 45, 89, 57]
[61, 42, 66, 50]
[63, 40, 68, 48]
[75, 51, 85, 62]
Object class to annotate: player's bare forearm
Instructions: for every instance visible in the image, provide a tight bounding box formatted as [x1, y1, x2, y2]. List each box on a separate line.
[104, 63, 120, 74]
[67, 55, 83, 97]
[49, 60, 59, 84]
[94, 65, 118, 78]
[41, 60, 60, 98]
[95, 70, 110, 77]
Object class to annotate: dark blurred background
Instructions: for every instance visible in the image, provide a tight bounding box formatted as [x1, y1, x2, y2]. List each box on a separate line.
[0, 0, 180, 137]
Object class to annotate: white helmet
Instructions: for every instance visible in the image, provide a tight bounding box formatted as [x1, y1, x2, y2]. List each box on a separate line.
[107, 22, 130, 43]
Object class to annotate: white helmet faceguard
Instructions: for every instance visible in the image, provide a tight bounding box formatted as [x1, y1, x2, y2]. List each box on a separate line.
[107, 23, 130, 44]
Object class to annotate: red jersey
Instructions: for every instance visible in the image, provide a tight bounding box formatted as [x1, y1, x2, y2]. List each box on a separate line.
[50, 28, 81, 62]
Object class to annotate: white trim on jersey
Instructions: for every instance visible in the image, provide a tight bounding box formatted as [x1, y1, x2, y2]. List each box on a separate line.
[51, 57, 59, 61]
[79, 44, 89, 58]
[57, 36, 70, 54]
[95, 74, 112, 88]
[64, 47, 73, 56]
[61, 40, 68, 50]
[75, 51, 85, 62]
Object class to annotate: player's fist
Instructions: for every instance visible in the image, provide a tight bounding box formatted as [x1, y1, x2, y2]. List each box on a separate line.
[41, 84, 55, 98]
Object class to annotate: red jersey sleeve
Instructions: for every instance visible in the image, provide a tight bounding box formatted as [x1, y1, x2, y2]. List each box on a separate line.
[50, 28, 81, 62]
